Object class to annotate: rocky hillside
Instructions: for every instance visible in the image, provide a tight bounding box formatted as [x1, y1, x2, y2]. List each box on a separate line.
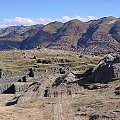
[0, 16, 120, 54]
[78, 16, 120, 54]
[20, 21, 63, 49]
[0, 25, 43, 50]
[47, 19, 87, 50]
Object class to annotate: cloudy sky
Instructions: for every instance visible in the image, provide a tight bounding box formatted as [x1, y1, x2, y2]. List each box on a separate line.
[0, 0, 119, 27]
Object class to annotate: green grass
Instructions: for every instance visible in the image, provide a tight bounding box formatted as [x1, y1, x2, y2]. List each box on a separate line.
[0, 49, 103, 76]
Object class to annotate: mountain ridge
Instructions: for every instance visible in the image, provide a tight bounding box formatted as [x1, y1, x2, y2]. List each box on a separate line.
[0, 16, 120, 54]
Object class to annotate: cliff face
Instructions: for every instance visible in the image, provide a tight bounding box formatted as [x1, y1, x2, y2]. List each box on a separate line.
[0, 16, 120, 54]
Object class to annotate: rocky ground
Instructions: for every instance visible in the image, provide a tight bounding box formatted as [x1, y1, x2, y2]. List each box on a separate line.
[0, 48, 119, 120]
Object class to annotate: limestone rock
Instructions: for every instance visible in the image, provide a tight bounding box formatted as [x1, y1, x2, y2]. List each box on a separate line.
[89, 54, 120, 83]
[92, 62, 114, 83]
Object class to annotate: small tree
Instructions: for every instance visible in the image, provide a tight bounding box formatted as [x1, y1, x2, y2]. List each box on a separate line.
[22, 76, 27, 82]
[28, 68, 34, 77]
[59, 68, 65, 74]
[18, 79, 21, 82]
[0, 68, 2, 78]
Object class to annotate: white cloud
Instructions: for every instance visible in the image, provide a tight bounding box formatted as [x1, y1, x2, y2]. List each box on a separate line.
[59, 15, 97, 23]
[0, 16, 97, 28]
[3, 17, 34, 25]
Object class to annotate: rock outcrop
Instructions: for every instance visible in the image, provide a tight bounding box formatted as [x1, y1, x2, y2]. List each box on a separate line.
[87, 54, 120, 83]
[5, 82, 43, 105]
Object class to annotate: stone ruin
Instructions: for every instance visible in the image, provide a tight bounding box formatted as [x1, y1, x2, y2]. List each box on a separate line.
[3, 54, 120, 106]
[44, 83, 82, 98]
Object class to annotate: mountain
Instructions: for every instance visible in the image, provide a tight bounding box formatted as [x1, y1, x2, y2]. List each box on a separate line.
[78, 16, 120, 54]
[0, 16, 120, 54]
[47, 19, 87, 50]
[20, 21, 63, 49]
[110, 20, 120, 43]
[0, 25, 43, 50]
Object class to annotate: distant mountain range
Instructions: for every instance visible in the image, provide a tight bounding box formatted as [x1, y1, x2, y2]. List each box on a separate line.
[0, 16, 120, 54]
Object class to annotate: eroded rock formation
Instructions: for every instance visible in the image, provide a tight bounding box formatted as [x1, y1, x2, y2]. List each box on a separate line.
[91, 54, 120, 83]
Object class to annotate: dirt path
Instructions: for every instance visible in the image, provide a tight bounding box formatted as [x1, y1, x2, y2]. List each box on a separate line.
[51, 101, 64, 120]
[49, 96, 83, 120]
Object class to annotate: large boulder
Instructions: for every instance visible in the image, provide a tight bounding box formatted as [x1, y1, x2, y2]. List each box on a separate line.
[5, 82, 42, 105]
[92, 62, 114, 83]
[90, 54, 120, 83]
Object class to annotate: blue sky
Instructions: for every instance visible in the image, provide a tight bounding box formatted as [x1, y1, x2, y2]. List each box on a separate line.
[0, 0, 119, 27]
